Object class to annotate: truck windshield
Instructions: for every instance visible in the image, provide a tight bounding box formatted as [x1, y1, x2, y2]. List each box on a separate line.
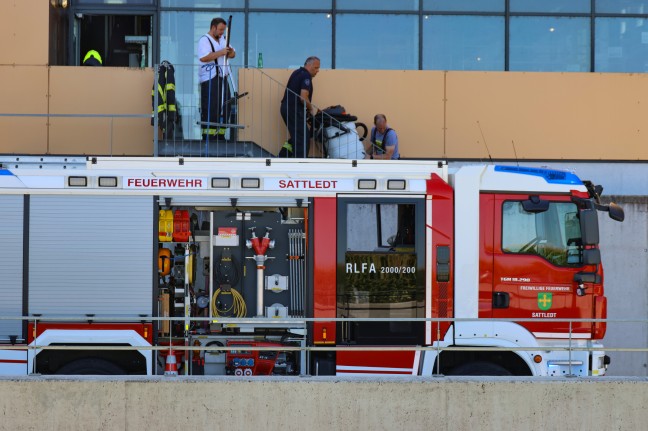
[502, 201, 583, 267]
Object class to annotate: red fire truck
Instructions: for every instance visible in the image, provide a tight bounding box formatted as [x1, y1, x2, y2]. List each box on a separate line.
[0, 157, 623, 376]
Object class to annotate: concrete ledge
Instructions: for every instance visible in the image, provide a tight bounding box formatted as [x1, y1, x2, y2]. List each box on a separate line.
[1, 376, 647, 430]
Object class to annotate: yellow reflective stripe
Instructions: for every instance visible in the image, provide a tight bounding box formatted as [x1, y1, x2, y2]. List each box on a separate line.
[157, 104, 166, 113]
[165, 83, 176, 91]
[281, 141, 293, 152]
[201, 128, 226, 136]
[167, 105, 176, 112]
[157, 84, 166, 103]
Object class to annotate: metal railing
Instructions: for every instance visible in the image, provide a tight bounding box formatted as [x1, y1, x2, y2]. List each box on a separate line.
[153, 63, 370, 159]
[1, 314, 647, 376]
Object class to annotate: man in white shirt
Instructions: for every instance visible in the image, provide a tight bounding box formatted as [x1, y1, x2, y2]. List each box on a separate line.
[197, 17, 236, 141]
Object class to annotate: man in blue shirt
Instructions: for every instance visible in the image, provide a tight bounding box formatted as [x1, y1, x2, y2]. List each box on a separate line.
[278, 56, 320, 158]
[367, 114, 400, 160]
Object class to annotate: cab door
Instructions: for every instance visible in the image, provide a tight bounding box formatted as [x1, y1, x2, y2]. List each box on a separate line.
[489, 194, 594, 337]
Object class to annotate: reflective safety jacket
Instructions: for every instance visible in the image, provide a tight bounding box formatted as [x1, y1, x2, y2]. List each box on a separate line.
[151, 61, 177, 138]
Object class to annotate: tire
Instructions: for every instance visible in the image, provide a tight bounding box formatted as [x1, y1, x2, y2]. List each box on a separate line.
[447, 361, 512, 376]
[55, 358, 126, 375]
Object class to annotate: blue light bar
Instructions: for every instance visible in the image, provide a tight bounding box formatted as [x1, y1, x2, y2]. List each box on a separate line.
[494, 165, 582, 185]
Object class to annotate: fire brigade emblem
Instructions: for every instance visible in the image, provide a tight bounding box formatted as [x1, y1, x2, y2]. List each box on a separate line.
[538, 292, 552, 311]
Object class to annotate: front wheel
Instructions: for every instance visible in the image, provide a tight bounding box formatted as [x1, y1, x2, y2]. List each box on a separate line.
[447, 361, 512, 376]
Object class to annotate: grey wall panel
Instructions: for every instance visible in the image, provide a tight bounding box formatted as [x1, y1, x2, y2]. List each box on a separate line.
[29, 195, 153, 317]
[0, 196, 23, 338]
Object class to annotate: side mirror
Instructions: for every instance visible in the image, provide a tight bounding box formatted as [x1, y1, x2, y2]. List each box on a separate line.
[583, 248, 601, 265]
[608, 202, 624, 222]
[580, 209, 599, 246]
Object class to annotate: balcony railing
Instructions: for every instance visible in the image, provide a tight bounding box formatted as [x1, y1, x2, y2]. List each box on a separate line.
[153, 64, 370, 159]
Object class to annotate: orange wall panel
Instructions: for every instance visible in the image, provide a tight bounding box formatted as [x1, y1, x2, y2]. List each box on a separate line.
[0, 65, 48, 154]
[48, 66, 153, 155]
[0, 0, 49, 66]
[445, 71, 648, 160]
[2, 64, 648, 159]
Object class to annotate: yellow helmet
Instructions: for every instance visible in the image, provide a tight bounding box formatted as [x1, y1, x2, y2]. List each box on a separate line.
[83, 50, 102, 66]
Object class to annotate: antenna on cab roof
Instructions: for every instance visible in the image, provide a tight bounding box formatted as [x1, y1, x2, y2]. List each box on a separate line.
[511, 140, 520, 167]
[477, 121, 493, 163]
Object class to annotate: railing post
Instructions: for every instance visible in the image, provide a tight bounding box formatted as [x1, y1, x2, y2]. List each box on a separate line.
[153, 64, 159, 156]
[435, 319, 441, 376]
[567, 320, 574, 377]
[32, 316, 37, 375]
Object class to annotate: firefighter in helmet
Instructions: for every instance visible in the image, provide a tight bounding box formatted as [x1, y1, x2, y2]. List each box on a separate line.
[82, 50, 102, 66]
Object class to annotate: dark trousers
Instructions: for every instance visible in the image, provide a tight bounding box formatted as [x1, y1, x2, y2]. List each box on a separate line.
[278, 102, 309, 158]
[200, 75, 230, 141]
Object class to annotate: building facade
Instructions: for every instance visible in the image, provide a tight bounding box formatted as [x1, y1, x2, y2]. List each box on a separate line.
[50, 1, 648, 73]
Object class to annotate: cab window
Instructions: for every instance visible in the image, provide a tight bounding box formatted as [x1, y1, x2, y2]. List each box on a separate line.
[502, 201, 583, 266]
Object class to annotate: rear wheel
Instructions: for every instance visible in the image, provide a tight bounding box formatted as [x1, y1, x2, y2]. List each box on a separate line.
[55, 358, 125, 375]
[447, 361, 511, 376]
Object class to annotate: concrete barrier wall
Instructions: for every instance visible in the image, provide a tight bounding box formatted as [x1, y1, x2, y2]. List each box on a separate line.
[1, 376, 647, 430]
[599, 196, 648, 377]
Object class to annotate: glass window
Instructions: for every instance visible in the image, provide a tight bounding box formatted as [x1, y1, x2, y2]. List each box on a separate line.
[160, 11, 245, 140]
[596, 1, 648, 14]
[502, 201, 583, 267]
[337, 0, 418, 11]
[423, 15, 504, 71]
[161, 0, 244, 7]
[509, 17, 590, 72]
[249, 0, 330, 9]
[595, 18, 648, 72]
[423, 0, 504, 12]
[338, 201, 424, 345]
[336, 14, 418, 69]
[510, 0, 590, 13]
[77, 0, 155, 4]
[248, 13, 332, 68]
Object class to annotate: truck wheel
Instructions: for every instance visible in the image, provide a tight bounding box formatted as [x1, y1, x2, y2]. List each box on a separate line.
[55, 358, 125, 375]
[448, 361, 511, 376]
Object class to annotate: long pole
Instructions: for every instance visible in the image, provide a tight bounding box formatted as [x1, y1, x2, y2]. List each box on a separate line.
[220, 15, 233, 139]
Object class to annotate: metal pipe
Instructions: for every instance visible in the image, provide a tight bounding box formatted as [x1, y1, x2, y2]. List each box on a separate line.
[297, 229, 304, 317]
[294, 230, 299, 317]
[292, 230, 297, 316]
[288, 230, 294, 316]
[209, 212, 214, 319]
[257, 266, 264, 317]
[302, 230, 307, 316]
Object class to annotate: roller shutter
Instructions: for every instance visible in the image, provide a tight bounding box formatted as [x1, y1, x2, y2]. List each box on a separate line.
[29, 195, 153, 317]
[0, 196, 23, 339]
